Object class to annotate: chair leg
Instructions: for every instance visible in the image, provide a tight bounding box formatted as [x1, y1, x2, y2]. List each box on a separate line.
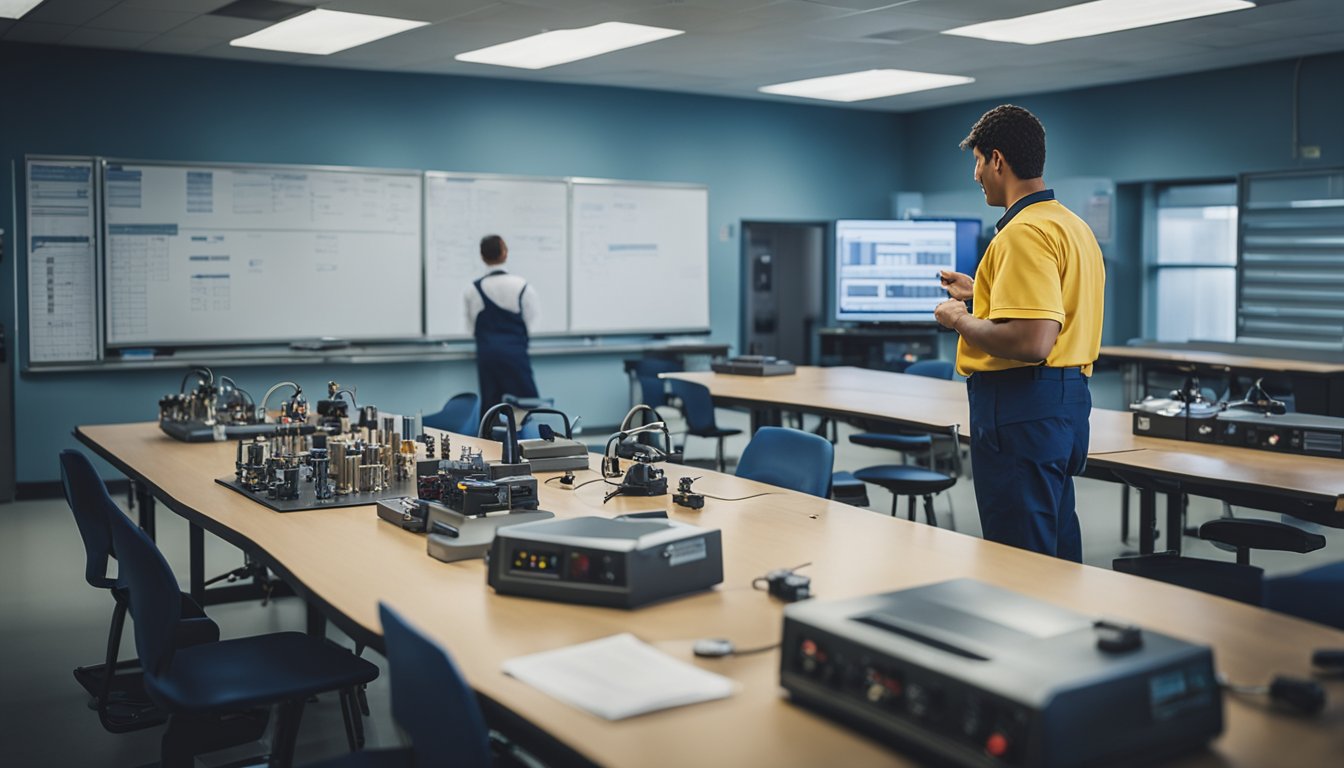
[923, 496, 938, 528]
[99, 598, 130, 708]
[907, 495, 916, 522]
[339, 689, 357, 752]
[268, 699, 307, 768]
[715, 437, 725, 473]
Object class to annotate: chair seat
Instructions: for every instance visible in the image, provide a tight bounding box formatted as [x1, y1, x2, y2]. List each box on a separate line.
[153, 632, 379, 712]
[1265, 561, 1344, 630]
[830, 471, 864, 490]
[849, 432, 932, 451]
[853, 465, 956, 495]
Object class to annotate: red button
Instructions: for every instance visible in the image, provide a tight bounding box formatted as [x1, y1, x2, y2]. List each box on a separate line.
[985, 732, 1009, 758]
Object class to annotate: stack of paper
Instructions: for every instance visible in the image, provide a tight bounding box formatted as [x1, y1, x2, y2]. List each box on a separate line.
[502, 633, 736, 720]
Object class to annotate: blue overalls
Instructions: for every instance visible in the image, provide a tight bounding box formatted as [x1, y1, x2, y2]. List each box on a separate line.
[473, 272, 539, 411]
[967, 367, 1090, 562]
[965, 189, 1090, 562]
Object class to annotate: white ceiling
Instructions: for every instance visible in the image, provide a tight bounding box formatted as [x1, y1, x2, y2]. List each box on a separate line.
[3, 0, 1343, 112]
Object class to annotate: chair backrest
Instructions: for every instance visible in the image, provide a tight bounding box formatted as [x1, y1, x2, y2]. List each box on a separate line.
[735, 427, 834, 498]
[379, 603, 492, 768]
[669, 380, 718, 432]
[1113, 552, 1264, 606]
[106, 502, 184, 686]
[58, 449, 118, 590]
[423, 392, 480, 435]
[905, 359, 955, 380]
[635, 358, 681, 409]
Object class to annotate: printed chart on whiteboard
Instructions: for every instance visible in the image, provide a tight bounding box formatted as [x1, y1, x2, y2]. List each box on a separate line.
[26, 158, 99, 363]
[103, 163, 423, 346]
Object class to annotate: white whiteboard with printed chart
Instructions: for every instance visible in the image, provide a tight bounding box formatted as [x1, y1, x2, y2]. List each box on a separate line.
[102, 161, 422, 346]
[423, 173, 569, 338]
[569, 182, 709, 334]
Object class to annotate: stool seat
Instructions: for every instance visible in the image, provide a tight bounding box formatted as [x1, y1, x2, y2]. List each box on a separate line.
[854, 465, 956, 495]
[853, 465, 956, 526]
[849, 432, 931, 452]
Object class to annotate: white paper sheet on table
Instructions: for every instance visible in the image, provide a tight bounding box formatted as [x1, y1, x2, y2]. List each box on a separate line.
[502, 633, 736, 720]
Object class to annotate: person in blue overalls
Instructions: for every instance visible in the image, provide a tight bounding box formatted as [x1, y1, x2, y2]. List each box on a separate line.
[934, 105, 1106, 562]
[463, 234, 541, 411]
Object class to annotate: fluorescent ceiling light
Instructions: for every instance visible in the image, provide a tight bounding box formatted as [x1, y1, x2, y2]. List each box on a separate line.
[942, 0, 1255, 45]
[0, 0, 43, 19]
[230, 9, 429, 55]
[759, 69, 974, 103]
[455, 22, 684, 70]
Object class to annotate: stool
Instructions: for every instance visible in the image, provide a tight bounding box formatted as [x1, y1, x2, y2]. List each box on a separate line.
[853, 465, 957, 527]
[830, 471, 869, 507]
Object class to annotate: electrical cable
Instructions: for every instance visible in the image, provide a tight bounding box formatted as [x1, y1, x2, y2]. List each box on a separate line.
[180, 366, 213, 393]
[1291, 56, 1303, 160]
[701, 491, 776, 502]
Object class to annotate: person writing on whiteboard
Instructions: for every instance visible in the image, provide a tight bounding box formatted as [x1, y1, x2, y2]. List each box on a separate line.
[932, 105, 1105, 563]
[464, 234, 541, 410]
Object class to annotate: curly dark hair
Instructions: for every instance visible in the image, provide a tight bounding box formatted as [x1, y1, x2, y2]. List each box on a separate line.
[959, 105, 1046, 180]
[480, 234, 505, 264]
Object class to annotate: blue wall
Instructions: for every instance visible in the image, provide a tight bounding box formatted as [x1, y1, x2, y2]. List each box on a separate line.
[899, 51, 1344, 347]
[0, 42, 903, 483]
[900, 52, 1344, 191]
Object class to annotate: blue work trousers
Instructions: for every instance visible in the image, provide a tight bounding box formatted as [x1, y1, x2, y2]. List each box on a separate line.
[966, 367, 1090, 562]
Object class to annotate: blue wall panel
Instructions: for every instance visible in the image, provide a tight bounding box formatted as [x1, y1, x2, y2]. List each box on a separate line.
[0, 42, 903, 482]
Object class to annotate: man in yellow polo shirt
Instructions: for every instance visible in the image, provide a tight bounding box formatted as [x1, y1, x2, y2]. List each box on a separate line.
[933, 104, 1105, 562]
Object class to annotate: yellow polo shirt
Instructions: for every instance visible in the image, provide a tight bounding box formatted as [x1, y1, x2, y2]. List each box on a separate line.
[956, 197, 1105, 377]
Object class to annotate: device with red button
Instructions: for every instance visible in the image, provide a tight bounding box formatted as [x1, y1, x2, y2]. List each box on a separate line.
[780, 579, 1222, 767]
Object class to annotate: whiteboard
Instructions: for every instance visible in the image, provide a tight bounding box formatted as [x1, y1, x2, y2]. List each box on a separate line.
[26, 157, 100, 363]
[103, 162, 422, 346]
[424, 174, 569, 337]
[569, 183, 709, 334]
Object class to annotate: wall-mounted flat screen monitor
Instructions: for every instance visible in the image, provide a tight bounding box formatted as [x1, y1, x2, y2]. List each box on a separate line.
[834, 219, 964, 324]
[916, 217, 986, 278]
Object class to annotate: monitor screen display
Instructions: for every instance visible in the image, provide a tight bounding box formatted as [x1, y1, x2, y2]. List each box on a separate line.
[834, 219, 962, 324]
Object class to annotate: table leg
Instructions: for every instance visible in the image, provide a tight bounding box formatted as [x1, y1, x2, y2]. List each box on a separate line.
[307, 602, 327, 639]
[190, 523, 205, 605]
[1165, 491, 1184, 556]
[1139, 487, 1157, 555]
[133, 480, 156, 540]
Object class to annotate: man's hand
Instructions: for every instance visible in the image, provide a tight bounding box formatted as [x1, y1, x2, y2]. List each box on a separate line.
[939, 270, 974, 301]
[934, 299, 968, 331]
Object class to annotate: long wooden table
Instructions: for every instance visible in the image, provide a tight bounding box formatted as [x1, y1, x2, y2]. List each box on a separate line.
[664, 368, 1344, 549]
[76, 422, 1344, 767]
[1100, 342, 1344, 417]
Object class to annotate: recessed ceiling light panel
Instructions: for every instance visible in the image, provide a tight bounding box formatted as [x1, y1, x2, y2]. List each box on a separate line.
[942, 0, 1256, 45]
[230, 8, 429, 55]
[758, 69, 975, 103]
[0, 0, 44, 19]
[455, 22, 684, 70]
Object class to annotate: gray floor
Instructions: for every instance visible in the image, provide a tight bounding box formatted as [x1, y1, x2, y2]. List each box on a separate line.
[4, 370, 1340, 766]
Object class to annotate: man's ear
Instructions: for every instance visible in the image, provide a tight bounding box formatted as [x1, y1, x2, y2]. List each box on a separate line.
[989, 149, 1005, 173]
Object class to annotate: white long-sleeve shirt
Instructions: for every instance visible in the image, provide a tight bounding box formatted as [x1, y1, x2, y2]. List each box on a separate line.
[462, 267, 540, 333]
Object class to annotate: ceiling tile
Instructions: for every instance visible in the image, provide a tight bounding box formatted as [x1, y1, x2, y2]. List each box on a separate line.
[138, 34, 220, 55]
[62, 26, 157, 49]
[23, 0, 120, 26]
[163, 13, 270, 39]
[321, 0, 498, 22]
[2, 21, 75, 44]
[87, 5, 199, 33]
[122, 1, 232, 10]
